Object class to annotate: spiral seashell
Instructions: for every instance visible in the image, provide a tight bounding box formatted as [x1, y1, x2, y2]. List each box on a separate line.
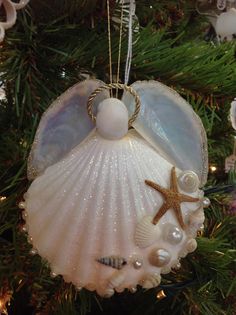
[142, 273, 161, 289]
[96, 256, 127, 270]
[103, 288, 115, 298]
[108, 271, 125, 289]
[178, 170, 200, 193]
[135, 216, 161, 248]
[187, 207, 205, 237]
[186, 239, 197, 253]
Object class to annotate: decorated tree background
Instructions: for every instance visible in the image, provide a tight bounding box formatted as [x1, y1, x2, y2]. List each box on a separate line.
[0, 1, 236, 314]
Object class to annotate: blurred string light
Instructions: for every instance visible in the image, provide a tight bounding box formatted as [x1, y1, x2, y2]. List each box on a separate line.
[156, 289, 166, 300]
[0, 196, 6, 202]
[210, 165, 217, 172]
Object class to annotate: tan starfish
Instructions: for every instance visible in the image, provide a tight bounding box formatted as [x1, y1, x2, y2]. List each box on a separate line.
[145, 167, 199, 229]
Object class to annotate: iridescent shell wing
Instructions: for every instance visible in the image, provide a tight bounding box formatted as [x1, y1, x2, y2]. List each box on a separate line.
[28, 79, 108, 180]
[122, 80, 208, 186]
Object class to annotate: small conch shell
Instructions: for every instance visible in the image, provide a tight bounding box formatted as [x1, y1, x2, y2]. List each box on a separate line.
[186, 239, 197, 253]
[135, 216, 161, 248]
[103, 288, 115, 298]
[108, 271, 125, 289]
[142, 273, 161, 289]
[96, 256, 127, 270]
[187, 207, 205, 237]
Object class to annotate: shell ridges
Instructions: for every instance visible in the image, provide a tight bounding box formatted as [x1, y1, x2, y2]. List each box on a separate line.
[135, 216, 161, 248]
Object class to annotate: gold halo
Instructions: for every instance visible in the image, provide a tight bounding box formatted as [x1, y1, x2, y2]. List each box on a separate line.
[87, 83, 141, 128]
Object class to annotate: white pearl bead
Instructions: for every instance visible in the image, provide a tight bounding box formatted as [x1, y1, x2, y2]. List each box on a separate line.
[149, 248, 171, 267]
[29, 248, 37, 256]
[163, 224, 183, 245]
[18, 201, 26, 209]
[21, 225, 28, 233]
[178, 171, 200, 193]
[27, 236, 33, 244]
[202, 197, 211, 208]
[133, 258, 143, 269]
[22, 211, 28, 220]
[50, 271, 58, 278]
[96, 98, 128, 140]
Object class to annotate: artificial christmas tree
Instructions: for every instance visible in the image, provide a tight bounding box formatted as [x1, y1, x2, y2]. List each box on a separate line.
[0, 1, 236, 314]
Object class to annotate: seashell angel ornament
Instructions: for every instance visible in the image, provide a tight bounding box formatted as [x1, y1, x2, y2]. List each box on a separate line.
[19, 79, 209, 297]
[0, 0, 30, 42]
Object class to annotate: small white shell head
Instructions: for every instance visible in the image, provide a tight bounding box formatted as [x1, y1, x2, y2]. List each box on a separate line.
[96, 98, 129, 140]
[178, 170, 200, 193]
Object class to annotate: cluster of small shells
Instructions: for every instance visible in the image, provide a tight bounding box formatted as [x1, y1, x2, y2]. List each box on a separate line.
[19, 169, 209, 296]
[132, 170, 209, 292]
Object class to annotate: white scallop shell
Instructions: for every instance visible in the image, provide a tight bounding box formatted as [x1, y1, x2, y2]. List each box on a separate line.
[134, 216, 161, 248]
[24, 129, 202, 296]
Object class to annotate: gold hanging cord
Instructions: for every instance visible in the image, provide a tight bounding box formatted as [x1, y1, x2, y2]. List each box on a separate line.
[87, 0, 141, 125]
[107, 0, 125, 96]
[107, 0, 113, 87]
[87, 83, 140, 128]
